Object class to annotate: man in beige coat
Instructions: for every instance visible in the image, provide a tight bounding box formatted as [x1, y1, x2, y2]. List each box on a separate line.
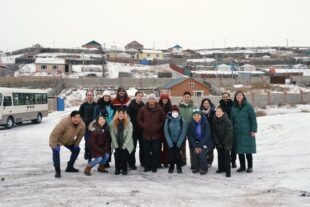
[49, 111, 85, 178]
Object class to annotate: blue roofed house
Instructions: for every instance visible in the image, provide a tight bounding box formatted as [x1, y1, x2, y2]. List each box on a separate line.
[168, 44, 183, 54]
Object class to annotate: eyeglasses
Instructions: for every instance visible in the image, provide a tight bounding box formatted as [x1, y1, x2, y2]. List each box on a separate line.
[192, 109, 200, 112]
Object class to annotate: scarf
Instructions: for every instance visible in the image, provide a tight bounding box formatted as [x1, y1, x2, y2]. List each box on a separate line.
[117, 120, 125, 148]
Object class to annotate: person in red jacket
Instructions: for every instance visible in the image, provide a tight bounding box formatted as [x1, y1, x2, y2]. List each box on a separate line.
[137, 93, 166, 173]
[84, 115, 111, 176]
[112, 87, 131, 111]
[158, 94, 172, 168]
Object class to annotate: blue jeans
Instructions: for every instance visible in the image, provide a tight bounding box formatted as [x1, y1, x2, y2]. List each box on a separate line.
[52, 145, 80, 168]
[88, 153, 110, 168]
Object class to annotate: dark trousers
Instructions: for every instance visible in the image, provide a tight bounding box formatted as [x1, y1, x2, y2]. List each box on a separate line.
[84, 131, 92, 163]
[143, 139, 161, 170]
[52, 145, 80, 168]
[128, 135, 144, 167]
[180, 139, 187, 165]
[231, 143, 237, 163]
[114, 148, 129, 172]
[192, 148, 208, 172]
[168, 145, 182, 169]
[160, 137, 169, 166]
[207, 149, 214, 165]
[238, 153, 253, 168]
[217, 148, 231, 175]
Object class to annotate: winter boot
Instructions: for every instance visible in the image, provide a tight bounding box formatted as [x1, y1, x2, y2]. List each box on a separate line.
[122, 170, 128, 175]
[65, 162, 79, 173]
[168, 167, 174, 173]
[176, 166, 182, 174]
[231, 161, 237, 168]
[115, 169, 121, 175]
[246, 155, 253, 173]
[98, 164, 108, 173]
[237, 155, 246, 172]
[55, 167, 61, 178]
[84, 165, 92, 176]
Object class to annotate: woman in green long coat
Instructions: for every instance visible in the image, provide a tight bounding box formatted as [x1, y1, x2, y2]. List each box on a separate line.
[231, 91, 257, 173]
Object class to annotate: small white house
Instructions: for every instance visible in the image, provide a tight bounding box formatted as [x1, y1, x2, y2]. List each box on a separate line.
[217, 64, 232, 72]
[240, 64, 256, 71]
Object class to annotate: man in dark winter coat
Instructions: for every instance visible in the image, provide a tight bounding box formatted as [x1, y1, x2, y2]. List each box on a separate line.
[212, 106, 233, 177]
[187, 109, 214, 175]
[126, 90, 145, 169]
[137, 93, 166, 173]
[79, 90, 97, 163]
[219, 91, 236, 169]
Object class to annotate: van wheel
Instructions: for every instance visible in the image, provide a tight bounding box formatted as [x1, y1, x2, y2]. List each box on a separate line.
[5, 117, 14, 129]
[32, 113, 42, 124]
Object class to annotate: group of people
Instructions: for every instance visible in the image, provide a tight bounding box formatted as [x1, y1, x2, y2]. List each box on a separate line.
[49, 87, 257, 179]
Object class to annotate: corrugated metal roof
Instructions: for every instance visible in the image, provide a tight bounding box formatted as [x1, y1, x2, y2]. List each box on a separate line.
[160, 78, 188, 89]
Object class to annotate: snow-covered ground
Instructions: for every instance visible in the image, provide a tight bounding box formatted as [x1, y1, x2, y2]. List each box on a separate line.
[0, 106, 310, 206]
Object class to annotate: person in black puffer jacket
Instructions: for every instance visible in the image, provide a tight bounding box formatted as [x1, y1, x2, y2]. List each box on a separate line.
[79, 90, 97, 163]
[212, 106, 233, 178]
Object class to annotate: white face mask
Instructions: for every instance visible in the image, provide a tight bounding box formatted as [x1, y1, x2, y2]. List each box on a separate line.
[172, 111, 179, 118]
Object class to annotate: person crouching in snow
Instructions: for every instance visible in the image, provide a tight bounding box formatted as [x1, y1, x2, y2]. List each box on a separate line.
[164, 105, 186, 174]
[212, 106, 233, 178]
[187, 109, 214, 175]
[110, 107, 133, 175]
[84, 115, 111, 176]
[49, 111, 85, 178]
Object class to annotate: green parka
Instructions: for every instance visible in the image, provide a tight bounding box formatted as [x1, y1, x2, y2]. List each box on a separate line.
[231, 99, 257, 154]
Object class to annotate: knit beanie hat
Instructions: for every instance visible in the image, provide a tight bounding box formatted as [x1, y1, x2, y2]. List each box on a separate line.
[171, 105, 179, 112]
[147, 93, 157, 101]
[192, 109, 203, 116]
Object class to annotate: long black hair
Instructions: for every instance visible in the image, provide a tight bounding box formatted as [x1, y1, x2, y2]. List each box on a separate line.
[200, 98, 215, 110]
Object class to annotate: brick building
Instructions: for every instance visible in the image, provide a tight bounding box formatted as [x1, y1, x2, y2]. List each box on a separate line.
[159, 77, 209, 97]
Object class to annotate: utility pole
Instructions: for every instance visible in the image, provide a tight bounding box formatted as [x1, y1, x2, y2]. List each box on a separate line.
[101, 43, 106, 77]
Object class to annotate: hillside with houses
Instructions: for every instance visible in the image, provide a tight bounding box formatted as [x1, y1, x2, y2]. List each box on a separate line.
[1, 41, 310, 108]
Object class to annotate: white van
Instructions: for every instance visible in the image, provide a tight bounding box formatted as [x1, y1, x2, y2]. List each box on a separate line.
[0, 87, 48, 129]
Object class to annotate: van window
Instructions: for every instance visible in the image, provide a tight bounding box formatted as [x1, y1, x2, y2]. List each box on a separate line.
[3, 96, 12, 106]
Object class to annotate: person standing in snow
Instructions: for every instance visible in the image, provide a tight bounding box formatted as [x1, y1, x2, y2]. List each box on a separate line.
[110, 107, 133, 175]
[137, 93, 166, 173]
[84, 115, 111, 176]
[219, 92, 236, 168]
[164, 105, 186, 174]
[112, 87, 131, 111]
[231, 91, 257, 173]
[79, 90, 97, 163]
[93, 90, 114, 168]
[187, 109, 214, 175]
[93, 91, 115, 125]
[212, 106, 233, 177]
[126, 90, 145, 169]
[158, 94, 172, 168]
[200, 98, 216, 167]
[49, 111, 85, 178]
[178, 91, 198, 168]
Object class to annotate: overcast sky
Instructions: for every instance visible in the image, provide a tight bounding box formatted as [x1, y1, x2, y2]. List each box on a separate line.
[0, 0, 309, 51]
